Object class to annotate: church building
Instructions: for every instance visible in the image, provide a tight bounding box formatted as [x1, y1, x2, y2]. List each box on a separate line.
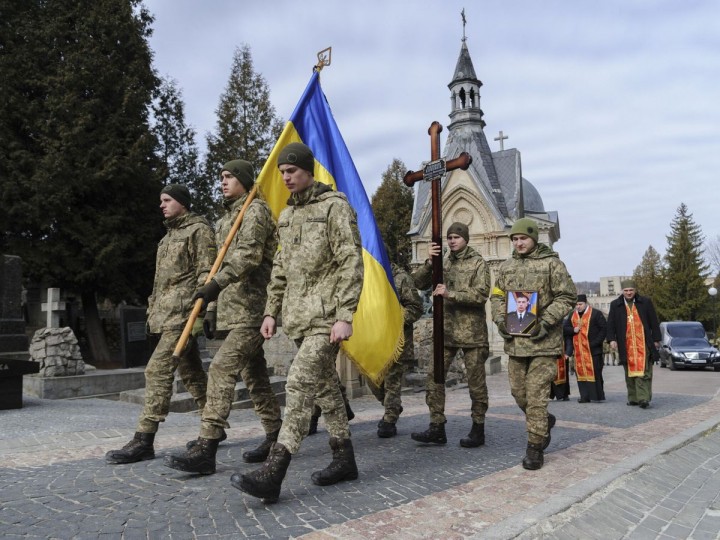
[407, 33, 561, 351]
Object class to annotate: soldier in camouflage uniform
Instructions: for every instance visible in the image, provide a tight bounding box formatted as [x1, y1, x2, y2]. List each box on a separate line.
[372, 262, 423, 438]
[106, 184, 216, 465]
[163, 160, 283, 475]
[490, 217, 576, 470]
[410, 222, 491, 448]
[232, 142, 364, 503]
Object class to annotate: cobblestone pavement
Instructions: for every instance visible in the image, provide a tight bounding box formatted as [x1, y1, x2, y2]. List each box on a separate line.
[1, 365, 719, 539]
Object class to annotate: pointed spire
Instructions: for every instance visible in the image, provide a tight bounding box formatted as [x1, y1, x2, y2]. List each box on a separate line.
[451, 40, 478, 84]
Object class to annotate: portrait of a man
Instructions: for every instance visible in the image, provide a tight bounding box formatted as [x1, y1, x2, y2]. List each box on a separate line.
[506, 291, 538, 335]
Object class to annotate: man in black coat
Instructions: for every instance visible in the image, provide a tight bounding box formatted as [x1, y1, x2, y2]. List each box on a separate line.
[606, 280, 661, 409]
[564, 294, 607, 403]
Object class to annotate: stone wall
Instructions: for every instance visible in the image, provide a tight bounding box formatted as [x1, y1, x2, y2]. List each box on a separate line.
[29, 327, 85, 377]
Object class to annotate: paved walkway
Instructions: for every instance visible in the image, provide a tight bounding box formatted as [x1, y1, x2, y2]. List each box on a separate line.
[1, 365, 720, 539]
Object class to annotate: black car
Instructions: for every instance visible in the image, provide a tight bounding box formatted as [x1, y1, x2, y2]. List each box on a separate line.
[659, 321, 720, 371]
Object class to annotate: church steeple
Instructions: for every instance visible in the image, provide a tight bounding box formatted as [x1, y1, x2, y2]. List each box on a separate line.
[448, 30, 485, 129]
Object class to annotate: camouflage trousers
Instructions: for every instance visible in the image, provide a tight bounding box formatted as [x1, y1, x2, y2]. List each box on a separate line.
[425, 346, 490, 425]
[137, 330, 207, 433]
[277, 334, 349, 454]
[200, 328, 282, 440]
[623, 350, 653, 403]
[507, 355, 555, 445]
[368, 326, 414, 423]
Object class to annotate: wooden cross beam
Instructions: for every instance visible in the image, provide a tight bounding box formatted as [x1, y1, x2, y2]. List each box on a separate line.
[403, 121, 472, 384]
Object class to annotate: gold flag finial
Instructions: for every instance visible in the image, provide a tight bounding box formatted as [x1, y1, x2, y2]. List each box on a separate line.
[314, 47, 332, 72]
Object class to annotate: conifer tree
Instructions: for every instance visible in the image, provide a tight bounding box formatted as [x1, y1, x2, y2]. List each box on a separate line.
[632, 245, 664, 301]
[152, 77, 217, 219]
[0, 0, 161, 363]
[203, 44, 283, 214]
[654, 203, 710, 322]
[371, 159, 414, 268]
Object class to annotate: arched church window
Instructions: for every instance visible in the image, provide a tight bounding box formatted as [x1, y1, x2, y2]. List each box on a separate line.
[459, 88, 466, 108]
[469, 88, 476, 108]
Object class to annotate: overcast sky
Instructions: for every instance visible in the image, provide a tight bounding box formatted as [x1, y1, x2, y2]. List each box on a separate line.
[143, 0, 720, 282]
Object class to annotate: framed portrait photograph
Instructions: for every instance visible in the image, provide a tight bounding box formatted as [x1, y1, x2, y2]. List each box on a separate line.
[506, 290, 539, 336]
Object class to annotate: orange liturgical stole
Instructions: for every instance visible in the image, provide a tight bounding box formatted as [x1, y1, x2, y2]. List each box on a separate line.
[572, 307, 595, 382]
[625, 302, 646, 377]
[554, 353, 567, 385]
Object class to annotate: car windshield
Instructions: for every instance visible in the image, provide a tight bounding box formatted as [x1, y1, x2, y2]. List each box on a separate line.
[670, 337, 711, 348]
[665, 324, 706, 338]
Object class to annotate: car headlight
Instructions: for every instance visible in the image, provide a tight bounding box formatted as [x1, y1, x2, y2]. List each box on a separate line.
[670, 351, 685, 359]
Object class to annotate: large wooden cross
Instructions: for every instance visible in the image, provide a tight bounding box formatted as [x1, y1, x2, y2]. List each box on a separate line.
[404, 121, 472, 384]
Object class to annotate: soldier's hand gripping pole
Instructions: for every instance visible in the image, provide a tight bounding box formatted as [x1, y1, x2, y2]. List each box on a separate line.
[171, 184, 259, 360]
[404, 121, 471, 384]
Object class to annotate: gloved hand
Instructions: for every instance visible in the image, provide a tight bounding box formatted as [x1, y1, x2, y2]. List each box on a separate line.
[191, 317, 204, 337]
[530, 320, 551, 342]
[495, 320, 513, 340]
[203, 311, 217, 340]
[192, 280, 221, 309]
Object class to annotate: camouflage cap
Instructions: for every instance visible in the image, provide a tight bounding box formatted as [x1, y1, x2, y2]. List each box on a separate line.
[620, 279, 637, 289]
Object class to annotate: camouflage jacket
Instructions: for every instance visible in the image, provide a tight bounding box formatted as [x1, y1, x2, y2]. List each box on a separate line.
[490, 243, 576, 357]
[392, 263, 423, 328]
[147, 212, 216, 333]
[265, 181, 364, 339]
[208, 194, 277, 330]
[413, 245, 490, 347]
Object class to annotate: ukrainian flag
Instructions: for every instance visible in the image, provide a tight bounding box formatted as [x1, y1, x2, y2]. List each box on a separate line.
[256, 71, 404, 385]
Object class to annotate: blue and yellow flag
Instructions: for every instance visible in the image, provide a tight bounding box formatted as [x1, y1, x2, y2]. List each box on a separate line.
[256, 71, 404, 385]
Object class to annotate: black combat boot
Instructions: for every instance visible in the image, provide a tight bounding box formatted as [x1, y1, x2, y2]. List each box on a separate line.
[543, 413, 556, 450]
[310, 437, 359, 486]
[377, 420, 397, 438]
[459, 422, 485, 448]
[186, 429, 226, 450]
[411, 422, 447, 444]
[308, 407, 321, 436]
[105, 432, 155, 464]
[163, 437, 220, 475]
[230, 442, 291, 504]
[242, 427, 281, 463]
[522, 442, 544, 470]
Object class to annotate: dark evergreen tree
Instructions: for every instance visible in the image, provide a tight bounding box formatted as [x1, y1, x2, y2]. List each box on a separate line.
[0, 0, 161, 364]
[632, 245, 664, 301]
[371, 159, 414, 268]
[151, 77, 217, 219]
[654, 204, 710, 323]
[203, 44, 283, 207]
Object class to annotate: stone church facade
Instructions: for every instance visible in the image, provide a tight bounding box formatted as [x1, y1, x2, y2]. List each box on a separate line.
[407, 36, 561, 355]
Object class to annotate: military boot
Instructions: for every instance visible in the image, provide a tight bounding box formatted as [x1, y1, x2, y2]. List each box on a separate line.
[459, 422, 485, 448]
[411, 422, 447, 444]
[163, 437, 219, 475]
[242, 427, 281, 463]
[186, 429, 226, 450]
[105, 432, 155, 464]
[310, 437, 359, 486]
[377, 420, 397, 438]
[230, 442, 291, 504]
[308, 407, 321, 436]
[543, 413, 556, 450]
[522, 442, 544, 470]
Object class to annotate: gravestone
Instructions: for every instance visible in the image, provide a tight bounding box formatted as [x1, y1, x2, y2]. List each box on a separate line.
[119, 306, 151, 367]
[0, 255, 29, 354]
[0, 255, 37, 409]
[40, 287, 66, 328]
